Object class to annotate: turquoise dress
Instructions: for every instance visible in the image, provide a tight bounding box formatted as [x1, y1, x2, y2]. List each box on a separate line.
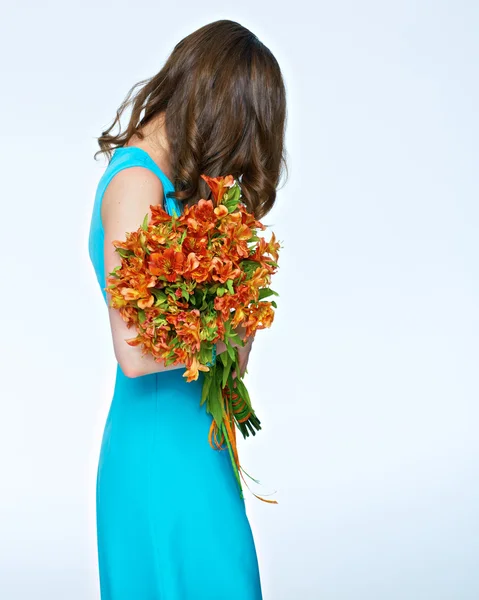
[88, 146, 263, 599]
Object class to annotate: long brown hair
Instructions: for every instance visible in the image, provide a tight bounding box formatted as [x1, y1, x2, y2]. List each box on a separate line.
[95, 19, 288, 220]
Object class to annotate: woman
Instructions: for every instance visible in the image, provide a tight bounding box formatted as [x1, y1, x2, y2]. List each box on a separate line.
[88, 19, 287, 600]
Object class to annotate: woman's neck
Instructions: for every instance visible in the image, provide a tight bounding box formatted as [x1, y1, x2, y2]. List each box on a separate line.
[125, 112, 173, 182]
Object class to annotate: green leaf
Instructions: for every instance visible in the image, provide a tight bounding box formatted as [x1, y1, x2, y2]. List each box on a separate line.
[150, 289, 167, 306]
[235, 378, 252, 408]
[116, 248, 133, 258]
[226, 343, 236, 361]
[141, 213, 149, 231]
[230, 183, 241, 202]
[219, 350, 229, 367]
[201, 372, 213, 406]
[226, 279, 234, 294]
[222, 360, 233, 388]
[258, 287, 279, 300]
[241, 259, 261, 270]
[207, 379, 224, 428]
[139, 232, 150, 255]
[229, 331, 245, 347]
[138, 310, 146, 324]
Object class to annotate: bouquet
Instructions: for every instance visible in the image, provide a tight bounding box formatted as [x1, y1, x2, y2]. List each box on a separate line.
[105, 173, 281, 503]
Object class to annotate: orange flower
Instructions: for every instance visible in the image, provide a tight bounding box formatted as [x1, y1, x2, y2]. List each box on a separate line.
[243, 301, 275, 334]
[201, 174, 235, 205]
[183, 355, 210, 382]
[214, 292, 239, 319]
[213, 205, 229, 218]
[149, 203, 175, 225]
[249, 232, 280, 266]
[209, 257, 242, 284]
[121, 288, 141, 301]
[138, 294, 155, 309]
[182, 235, 209, 258]
[169, 308, 202, 351]
[148, 248, 185, 281]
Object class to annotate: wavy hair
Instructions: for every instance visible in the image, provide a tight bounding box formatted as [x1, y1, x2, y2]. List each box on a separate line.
[94, 20, 288, 220]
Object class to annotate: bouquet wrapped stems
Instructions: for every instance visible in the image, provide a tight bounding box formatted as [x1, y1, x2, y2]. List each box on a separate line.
[202, 344, 277, 503]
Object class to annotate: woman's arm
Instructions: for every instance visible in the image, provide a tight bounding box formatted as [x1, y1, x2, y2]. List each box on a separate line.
[102, 168, 250, 378]
[102, 166, 172, 377]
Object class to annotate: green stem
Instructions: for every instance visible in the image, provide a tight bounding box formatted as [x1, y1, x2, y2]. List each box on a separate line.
[221, 422, 244, 500]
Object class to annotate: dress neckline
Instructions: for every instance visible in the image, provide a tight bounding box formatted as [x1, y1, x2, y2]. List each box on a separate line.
[114, 146, 174, 187]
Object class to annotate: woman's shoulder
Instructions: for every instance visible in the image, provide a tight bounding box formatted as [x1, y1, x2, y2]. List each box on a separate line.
[101, 164, 165, 233]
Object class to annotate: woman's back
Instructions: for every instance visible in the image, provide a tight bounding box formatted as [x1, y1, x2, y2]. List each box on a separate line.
[88, 146, 263, 599]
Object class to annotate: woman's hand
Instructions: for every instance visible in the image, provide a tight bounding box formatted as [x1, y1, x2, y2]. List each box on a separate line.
[215, 323, 255, 384]
[231, 324, 255, 384]
[236, 335, 254, 378]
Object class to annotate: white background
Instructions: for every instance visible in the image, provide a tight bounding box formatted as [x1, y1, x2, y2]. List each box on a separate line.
[1, 1, 478, 599]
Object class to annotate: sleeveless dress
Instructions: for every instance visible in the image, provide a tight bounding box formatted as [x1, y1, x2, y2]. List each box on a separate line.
[88, 146, 263, 600]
